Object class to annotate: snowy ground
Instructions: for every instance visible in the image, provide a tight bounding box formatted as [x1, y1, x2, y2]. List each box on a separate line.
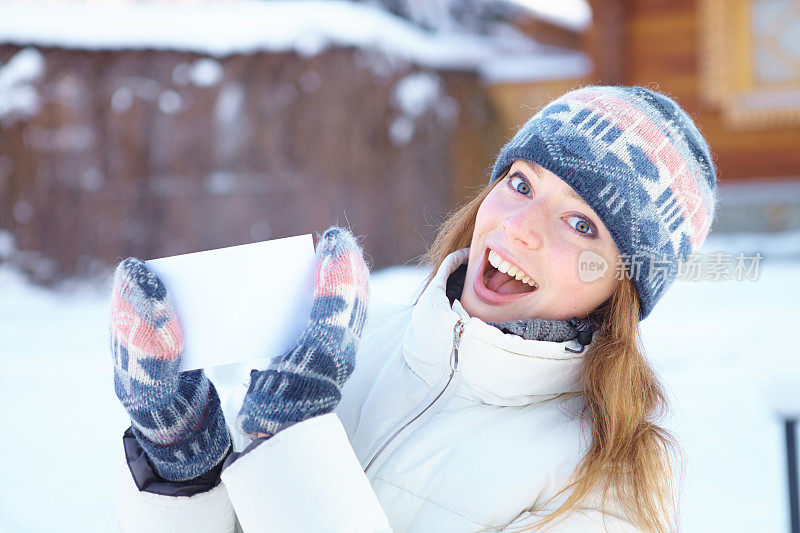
[1, 232, 799, 532]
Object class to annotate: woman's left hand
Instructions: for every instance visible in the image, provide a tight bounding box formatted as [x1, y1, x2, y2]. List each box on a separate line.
[236, 226, 370, 439]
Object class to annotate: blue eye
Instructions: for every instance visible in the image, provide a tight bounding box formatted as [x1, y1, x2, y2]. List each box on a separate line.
[566, 215, 595, 236]
[509, 176, 530, 195]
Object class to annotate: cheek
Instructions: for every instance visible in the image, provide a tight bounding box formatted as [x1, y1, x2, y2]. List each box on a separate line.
[468, 202, 492, 265]
[472, 204, 488, 237]
[472, 197, 500, 241]
[570, 249, 618, 301]
[548, 244, 584, 283]
[546, 245, 612, 303]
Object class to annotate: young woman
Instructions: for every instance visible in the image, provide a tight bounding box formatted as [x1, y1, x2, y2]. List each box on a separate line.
[111, 85, 716, 532]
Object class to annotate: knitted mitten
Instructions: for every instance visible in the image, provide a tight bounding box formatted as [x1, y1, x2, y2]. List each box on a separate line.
[236, 227, 370, 438]
[110, 258, 231, 481]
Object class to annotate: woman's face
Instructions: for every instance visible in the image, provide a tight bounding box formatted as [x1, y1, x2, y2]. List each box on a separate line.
[460, 160, 621, 323]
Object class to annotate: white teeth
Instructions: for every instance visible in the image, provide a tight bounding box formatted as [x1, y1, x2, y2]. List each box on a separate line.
[487, 248, 537, 289]
[488, 250, 501, 269]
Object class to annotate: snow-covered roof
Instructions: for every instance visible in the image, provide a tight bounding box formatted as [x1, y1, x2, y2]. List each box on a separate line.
[0, 0, 590, 83]
[507, 0, 592, 32]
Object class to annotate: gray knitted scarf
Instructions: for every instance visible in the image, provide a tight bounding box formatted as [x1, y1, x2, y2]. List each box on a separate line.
[445, 264, 594, 343]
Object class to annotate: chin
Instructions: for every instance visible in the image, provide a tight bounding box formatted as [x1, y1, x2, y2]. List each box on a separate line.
[464, 300, 527, 323]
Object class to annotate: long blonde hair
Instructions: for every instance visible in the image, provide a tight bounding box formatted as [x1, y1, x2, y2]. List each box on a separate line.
[419, 178, 681, 533]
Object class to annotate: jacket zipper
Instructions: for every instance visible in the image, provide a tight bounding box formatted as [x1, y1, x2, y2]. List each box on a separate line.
[364, 319, 465, 475]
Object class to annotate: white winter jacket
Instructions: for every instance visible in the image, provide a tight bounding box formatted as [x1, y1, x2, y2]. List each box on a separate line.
[117, 248, 641, 532]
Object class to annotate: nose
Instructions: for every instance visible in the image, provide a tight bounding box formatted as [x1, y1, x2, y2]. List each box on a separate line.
[501, 204, 544, 250]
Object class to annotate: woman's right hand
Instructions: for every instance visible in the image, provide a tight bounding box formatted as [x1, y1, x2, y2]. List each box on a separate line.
[110, 257, 184, 408]
[110, 257, 231, 481]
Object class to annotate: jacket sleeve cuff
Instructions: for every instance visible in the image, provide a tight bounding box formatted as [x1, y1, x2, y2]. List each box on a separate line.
[123, 426, 231, 497]
[117, 430, 237, 533]
[221, 412, 392, 533]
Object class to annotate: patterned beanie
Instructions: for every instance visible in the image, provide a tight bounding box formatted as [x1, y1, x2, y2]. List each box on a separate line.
[490, 86, 717, 320]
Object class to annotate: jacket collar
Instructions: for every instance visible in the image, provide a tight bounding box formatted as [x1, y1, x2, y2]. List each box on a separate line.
[404, 249, 591, 406]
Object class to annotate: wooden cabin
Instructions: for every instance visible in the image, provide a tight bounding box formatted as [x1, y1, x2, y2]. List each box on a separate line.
[0, 1, 519, 280]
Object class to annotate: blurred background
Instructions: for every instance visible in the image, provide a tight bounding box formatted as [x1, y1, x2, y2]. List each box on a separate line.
[0, 0, 799, 531]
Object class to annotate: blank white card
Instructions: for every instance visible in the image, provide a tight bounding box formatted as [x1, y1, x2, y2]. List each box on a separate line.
[146, 234, 316, 371]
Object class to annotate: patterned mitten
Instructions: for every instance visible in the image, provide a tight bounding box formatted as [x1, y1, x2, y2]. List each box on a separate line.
[236, 227, 370, 438]
[110, 258, 231, 481]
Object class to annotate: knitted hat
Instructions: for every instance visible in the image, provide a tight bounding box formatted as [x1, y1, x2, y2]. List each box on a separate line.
[490, 86, 717, 320]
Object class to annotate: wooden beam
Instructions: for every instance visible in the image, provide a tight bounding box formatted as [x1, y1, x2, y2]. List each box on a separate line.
[584, 0, 629, 84]
[511, 14, 583, 51]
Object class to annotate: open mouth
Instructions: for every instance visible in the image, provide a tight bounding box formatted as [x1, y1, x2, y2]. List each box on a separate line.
[473, 247, 538, 304]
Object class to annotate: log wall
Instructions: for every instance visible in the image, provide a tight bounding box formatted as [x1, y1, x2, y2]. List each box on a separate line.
[0, 45, 498, 281]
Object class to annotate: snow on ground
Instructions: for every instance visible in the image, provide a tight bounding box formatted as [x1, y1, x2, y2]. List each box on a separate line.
[0, 232, 798, 531]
